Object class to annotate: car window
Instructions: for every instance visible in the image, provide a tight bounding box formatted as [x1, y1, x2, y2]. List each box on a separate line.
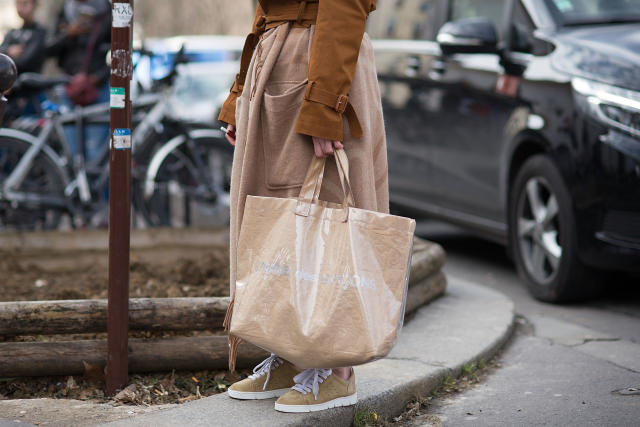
[450, 0, 509, 30]
[546, 0, 640, 25]
[367, 0, 438, 40]
[510, 1, 535, 53]
[509, 1, 553, 55]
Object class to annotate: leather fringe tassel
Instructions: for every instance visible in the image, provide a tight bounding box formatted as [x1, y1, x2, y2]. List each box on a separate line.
[223, 297, 234, 331]
[223, 297, 241, 372]
[228, 334, 241, 372]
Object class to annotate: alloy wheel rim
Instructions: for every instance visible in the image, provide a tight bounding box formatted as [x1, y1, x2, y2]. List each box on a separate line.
[517, 177, 563, 285]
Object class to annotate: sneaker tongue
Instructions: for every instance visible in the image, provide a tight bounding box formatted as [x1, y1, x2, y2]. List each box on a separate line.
[249, 354, 281, 389]
[292, 368, 332, 400]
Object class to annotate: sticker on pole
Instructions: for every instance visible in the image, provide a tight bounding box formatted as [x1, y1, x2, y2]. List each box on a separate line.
[110, 87, 125, 109]
[112, 3, 133, 28]
[112, 128, 131, 150]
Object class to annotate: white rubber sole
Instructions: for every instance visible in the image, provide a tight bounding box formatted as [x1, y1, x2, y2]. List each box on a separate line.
[274, 393, 358, 413]
[228, 388, 291, 400]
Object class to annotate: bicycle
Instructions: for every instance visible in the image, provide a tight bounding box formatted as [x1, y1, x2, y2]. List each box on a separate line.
[0, 73, 160, 230]
[0, 46, 235, 230]
[134, 50, 235, 228]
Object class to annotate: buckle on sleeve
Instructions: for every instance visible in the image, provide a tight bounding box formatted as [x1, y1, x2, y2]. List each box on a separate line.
[335, 95, 349, 114]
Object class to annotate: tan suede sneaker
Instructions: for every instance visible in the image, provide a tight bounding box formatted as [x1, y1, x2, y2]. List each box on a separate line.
[228, 354, 299, 400]
[274, 368, 357, 413]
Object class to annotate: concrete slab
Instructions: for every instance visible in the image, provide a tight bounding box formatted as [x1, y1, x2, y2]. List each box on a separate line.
[576, 339, 640, 373]
[429, 334, 640, 427]
[99, 277, 515, 427]
[528, 315, 615, 346]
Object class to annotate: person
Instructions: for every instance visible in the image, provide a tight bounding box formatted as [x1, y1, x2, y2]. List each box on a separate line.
[218, 0, 389, 413]
[0, 0, 46, 75]
[46, 0, 111, 93]
[46, 0, 111, 161]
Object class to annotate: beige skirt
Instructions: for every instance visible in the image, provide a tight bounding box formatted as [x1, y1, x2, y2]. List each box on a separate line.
[229, 22, 389, 298]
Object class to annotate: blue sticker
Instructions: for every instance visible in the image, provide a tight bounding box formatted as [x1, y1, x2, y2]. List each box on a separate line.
[112, 128, 131, 150]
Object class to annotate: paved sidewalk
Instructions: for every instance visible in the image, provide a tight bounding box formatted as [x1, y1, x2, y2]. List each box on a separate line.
[99, 277, 514, 427]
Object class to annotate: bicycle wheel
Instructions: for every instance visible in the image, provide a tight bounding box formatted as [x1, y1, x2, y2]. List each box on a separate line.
[137, 132, 233, 228]
[0, 135, 66, 230]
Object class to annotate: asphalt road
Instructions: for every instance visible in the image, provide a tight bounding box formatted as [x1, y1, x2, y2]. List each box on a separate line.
[414, 220, 640, 427]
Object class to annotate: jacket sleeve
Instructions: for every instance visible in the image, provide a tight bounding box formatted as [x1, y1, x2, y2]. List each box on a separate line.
[217, 4, 266, 126]
[295, 0, 375, 142]
[0, 31, 13, 54]
[13, 27, 46, 73]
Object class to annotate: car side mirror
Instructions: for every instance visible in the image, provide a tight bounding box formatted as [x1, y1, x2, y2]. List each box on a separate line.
[437, 17, 498, 55]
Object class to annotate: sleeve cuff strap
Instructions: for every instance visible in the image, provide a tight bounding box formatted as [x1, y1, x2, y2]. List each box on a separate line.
[303, 81, 363, 139]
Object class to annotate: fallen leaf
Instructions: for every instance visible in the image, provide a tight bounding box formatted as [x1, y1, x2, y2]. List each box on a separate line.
[66, 376, 78, 390]
[82, 360, 105, 382]
[178, 395, 197, 403]
[160, 371, 176, 392]
[114, 384, 137, 403]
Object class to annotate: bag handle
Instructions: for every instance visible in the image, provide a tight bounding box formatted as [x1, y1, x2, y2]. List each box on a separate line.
[295, 148, 355, 221]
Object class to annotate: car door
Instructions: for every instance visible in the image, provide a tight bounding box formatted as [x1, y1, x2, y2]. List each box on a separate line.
[428, 0, 519, 230]
[372, 0, 448, 212]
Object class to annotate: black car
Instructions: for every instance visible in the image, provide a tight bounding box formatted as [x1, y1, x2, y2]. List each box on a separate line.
[372, 0, 640, 302]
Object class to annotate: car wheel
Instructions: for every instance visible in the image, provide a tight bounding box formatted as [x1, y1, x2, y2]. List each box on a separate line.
[509, 155, 601, 302]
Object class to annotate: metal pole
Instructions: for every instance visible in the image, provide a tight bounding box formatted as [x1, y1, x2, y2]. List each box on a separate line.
[107, 0, 134, 395]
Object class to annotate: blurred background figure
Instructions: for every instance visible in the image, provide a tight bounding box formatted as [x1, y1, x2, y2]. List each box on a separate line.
[46, 0, 111, 105]
[46, 0, 111, 161]
[0, 0, 46, 74]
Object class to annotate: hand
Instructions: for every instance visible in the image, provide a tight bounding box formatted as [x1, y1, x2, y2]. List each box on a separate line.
[7, 45, 23, 59]
[66, 19, 90, 37]
[225, 124, 236, 146]
[312, 137, 343, 158]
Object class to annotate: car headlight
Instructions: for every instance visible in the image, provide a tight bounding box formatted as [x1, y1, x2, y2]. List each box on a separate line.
[572, 77, 640, 137]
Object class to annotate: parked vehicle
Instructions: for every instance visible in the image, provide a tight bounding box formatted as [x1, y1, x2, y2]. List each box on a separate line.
[373, 0, 640, 302]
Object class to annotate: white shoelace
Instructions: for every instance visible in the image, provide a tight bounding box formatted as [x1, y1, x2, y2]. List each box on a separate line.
[249, 353, 283, 390]
[292, 368, 332, 400]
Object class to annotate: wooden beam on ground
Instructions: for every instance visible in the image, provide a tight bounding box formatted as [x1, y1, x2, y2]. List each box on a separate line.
[0, 336, 268, 377]
[404, 271, 447, 315]
[0, 297, 229, 336]
[0, 240, 446, 337]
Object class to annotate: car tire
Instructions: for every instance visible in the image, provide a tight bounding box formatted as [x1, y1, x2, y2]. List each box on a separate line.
[508, 155, 601, 302]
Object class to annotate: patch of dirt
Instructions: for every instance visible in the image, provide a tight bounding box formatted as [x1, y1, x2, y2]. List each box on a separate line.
[0, 368, 250, 404]
[0, 239, 238, 407]
[391, 356, 502, 427]
[0, 246, 230, 301]
[354, 355, 502, 427]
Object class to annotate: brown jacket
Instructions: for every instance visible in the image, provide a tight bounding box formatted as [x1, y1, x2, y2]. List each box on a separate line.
[218, 0, 377, 142]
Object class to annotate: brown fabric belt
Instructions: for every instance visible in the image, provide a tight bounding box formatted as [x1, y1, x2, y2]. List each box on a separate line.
[304, 81, 363, 139]
[230, 0, 362, 141]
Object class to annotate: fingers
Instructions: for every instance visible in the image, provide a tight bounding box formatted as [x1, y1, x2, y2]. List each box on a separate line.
[225, 124, 236, 146]
[322, 139, 333, 156]
[313, 139, 324, 157]
[312, 137, 344, 157]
